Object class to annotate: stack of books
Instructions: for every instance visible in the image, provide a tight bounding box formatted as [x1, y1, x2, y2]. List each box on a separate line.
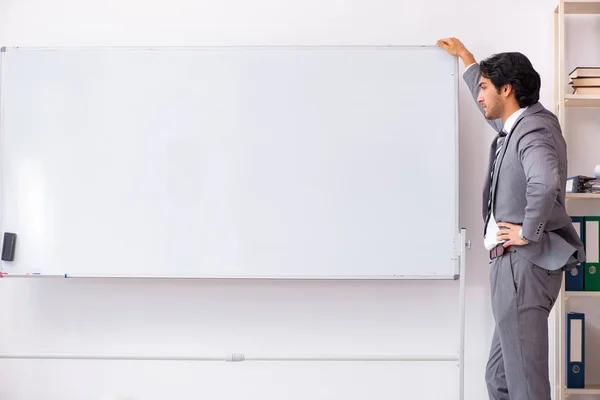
[570, 67, 600, 95]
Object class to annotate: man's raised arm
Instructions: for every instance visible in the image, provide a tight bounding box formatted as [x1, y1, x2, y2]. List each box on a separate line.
[437, 37, 503, 133]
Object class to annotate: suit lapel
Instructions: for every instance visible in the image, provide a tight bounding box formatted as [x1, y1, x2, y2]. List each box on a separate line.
[488, 102, 544, 211]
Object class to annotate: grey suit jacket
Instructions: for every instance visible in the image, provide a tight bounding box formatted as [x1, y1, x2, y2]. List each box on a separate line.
[464, 64, 585, 271]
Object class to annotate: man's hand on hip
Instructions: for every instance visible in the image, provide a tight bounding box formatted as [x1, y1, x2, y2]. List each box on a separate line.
[436, 37, 476, 67]
[497, 222, 529, 247]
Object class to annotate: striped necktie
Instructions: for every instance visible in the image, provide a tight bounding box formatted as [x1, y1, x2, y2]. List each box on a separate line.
[484, 129, 508, 232]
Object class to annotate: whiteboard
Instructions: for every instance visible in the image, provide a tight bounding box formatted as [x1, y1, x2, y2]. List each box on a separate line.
[0, 46, 459, 279]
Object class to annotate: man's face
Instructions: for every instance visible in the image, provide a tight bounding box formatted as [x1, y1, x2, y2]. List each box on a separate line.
[477, 77, 504, 120]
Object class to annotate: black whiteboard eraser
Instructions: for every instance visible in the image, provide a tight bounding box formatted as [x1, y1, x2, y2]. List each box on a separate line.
[2, 233, 17, 261]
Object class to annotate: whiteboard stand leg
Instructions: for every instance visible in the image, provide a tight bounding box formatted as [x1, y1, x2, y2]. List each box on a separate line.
[458, 228, 467, 400]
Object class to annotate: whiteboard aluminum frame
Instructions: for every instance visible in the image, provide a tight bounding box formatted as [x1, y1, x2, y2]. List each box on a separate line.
[0, 45, 461, 281]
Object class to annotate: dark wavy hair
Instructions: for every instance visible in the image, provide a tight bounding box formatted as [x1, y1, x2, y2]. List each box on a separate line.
[479, 52, 541, 108]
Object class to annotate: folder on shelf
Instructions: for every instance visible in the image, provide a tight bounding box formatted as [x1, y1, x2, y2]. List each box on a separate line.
[584, 216, 600, 291]
[566, 176, 596, 193]
[566, 312, 585, 389]
[567, 216, 585, 291]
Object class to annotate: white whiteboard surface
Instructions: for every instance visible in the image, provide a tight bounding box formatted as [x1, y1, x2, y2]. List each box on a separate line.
[0, 46, 459, 279]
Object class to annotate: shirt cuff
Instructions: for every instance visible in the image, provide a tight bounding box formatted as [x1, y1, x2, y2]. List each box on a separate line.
[464, 63, 476, 73]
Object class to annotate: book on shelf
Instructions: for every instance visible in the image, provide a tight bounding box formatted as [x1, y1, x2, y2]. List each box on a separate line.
[573, 87, 600, 95]
[570, 67, 600, 79]
[571, 77, 600, 86]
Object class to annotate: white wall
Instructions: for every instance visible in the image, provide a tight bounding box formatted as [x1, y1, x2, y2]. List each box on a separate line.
[0, 0, 582, 399]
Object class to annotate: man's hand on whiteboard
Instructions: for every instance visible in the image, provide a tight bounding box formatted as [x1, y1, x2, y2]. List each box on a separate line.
[436, 37, 477, 68]
[497, 222, 529, 247]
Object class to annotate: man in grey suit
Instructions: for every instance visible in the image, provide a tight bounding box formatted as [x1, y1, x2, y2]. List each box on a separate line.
[437, 38, 586, 400]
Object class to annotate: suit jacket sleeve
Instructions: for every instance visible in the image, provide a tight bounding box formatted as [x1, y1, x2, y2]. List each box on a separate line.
[462, 63, 504, 133]
[517, 127, 561, 242]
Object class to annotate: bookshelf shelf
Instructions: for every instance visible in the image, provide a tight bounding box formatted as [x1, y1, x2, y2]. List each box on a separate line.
[566, 193, 600, 199]
[566, 384, 600, 395]
[565, 291, 600, 298]
[559, 0, 600, 14]
[564, 94, 600, 107]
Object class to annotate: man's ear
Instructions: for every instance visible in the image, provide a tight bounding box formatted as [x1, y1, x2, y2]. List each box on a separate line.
[501, 84, 513, 98]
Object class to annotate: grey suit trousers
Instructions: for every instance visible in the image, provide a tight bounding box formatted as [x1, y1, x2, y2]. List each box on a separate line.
[486, 249, 563, 400]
